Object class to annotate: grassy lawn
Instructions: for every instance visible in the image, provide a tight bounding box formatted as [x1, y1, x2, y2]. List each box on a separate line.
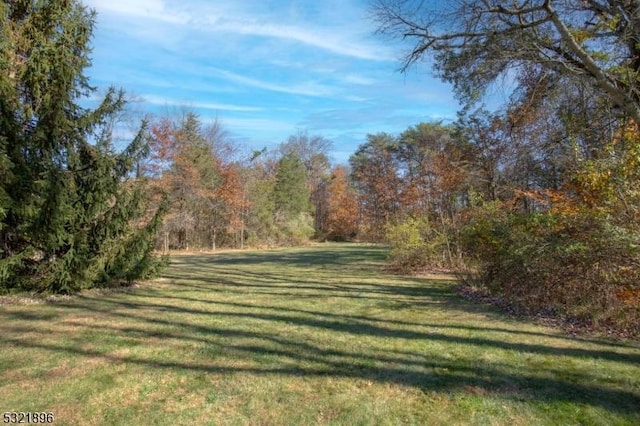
[1, 243, 639, 425]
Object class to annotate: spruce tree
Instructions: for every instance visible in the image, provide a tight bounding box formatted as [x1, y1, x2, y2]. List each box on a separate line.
[272, 152, 314, 243]
[273, 152, 310, 220]
[0, 0, 165, 293]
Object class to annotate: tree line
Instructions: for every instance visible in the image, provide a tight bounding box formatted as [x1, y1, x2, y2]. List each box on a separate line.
[141, 113, 359, 251]
[1, 0, 638, 336]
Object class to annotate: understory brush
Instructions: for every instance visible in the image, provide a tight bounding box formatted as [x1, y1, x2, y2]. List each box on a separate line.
[460, 203, 640, 337]
[385, 200, 640, 337]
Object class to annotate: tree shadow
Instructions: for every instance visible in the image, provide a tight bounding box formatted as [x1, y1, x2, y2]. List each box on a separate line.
[122, 292, 640, 348]
[4, 301, 640, 416]
[2, 244, 639, 419]
[170, 243, 388, 269]
[47, 295, 640, 366]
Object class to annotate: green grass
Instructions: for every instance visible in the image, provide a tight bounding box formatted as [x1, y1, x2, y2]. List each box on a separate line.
[1, 242, 639, 425]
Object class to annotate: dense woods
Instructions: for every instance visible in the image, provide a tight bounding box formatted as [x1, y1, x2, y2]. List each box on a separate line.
[1, 0, 638, 336]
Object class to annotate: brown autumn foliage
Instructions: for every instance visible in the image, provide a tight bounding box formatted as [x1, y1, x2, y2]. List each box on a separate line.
[349, 133, 403, 240]
[216, 162, 248, 235]
[457, 115, 640, 337]
[324, 165, 358, 241]
[146, 114, 248, 251]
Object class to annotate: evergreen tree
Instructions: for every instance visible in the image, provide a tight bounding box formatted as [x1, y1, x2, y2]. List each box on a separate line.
[273, 152, 310, 220]
[272, 152, 313, 243]
[0, 0, 165, 293]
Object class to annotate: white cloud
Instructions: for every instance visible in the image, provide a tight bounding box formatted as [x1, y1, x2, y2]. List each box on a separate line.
[84, 0, 189, 24]
[207, 68, 334, 97]
[222, 117, 299, 139]
[86, 0, 393, 61]
[341, 74, 378, 86]
[142, 94, 263, 112]
[344, 95, 371, 102]
[210, 20, 391, 61]
[83, 0, 459, 160]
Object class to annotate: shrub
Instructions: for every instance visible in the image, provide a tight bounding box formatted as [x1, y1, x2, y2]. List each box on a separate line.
[461, 204, 640, 335]
[280, 212, 315, 245]
[385, 216, 460, 273]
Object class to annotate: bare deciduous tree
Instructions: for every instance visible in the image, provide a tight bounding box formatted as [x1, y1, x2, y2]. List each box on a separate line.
[373, 0, 640, 121]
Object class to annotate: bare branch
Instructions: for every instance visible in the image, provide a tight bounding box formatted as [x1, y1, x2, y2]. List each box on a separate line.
[373, 0, 640, 122]
[544, 1, 640, 122]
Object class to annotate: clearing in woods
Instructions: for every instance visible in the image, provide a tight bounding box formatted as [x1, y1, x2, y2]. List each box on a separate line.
[1, 243, 639, 425]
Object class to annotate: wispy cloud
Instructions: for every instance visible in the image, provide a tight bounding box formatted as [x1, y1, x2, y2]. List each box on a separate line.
[84, 0, 189, 24]
[221, 117, 301, 144]
[341, 74, 378, 86]
[85, 0, 393, 62]
[210, 20, 391, 61]
[83, 0, 460, 163]
[207, 68, 334, 98]
[142, 94, 263, 112]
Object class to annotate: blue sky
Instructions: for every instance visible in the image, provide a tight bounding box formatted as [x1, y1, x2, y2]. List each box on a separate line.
[83, 0, 461, 163]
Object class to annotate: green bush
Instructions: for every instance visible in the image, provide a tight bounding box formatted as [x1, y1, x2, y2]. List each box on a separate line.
[280, 212, 315, 245]
[385, 216, 459, 272]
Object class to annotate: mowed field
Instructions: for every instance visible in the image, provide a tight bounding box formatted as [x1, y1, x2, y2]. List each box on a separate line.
[1, 243, 639, 425]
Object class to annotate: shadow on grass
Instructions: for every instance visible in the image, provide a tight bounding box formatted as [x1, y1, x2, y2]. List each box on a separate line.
[120, 292, 640, 347]
[171, 243, 388, 269]
[4, 305, 640, 415]
[3, 244, 640, 417]
[48, 295, 639, 365]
